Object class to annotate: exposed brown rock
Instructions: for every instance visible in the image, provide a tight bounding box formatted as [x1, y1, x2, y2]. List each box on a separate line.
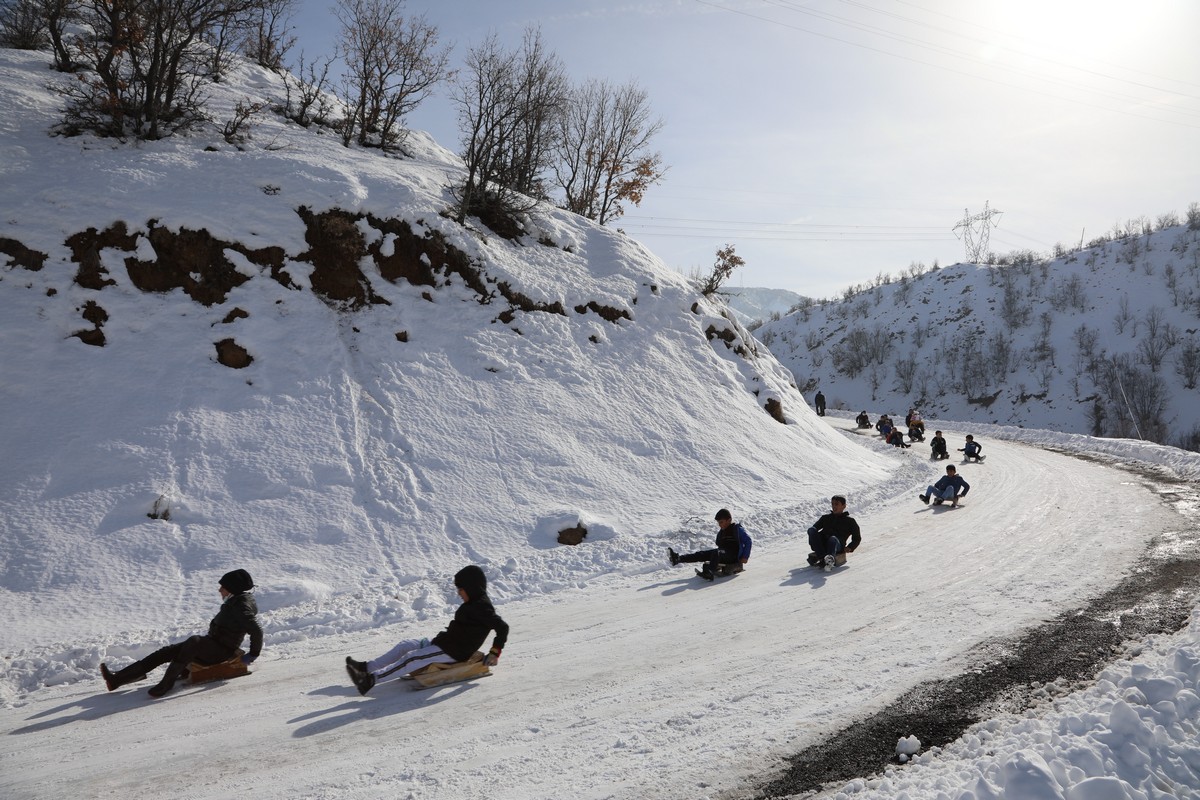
[215, 338, 253, 368]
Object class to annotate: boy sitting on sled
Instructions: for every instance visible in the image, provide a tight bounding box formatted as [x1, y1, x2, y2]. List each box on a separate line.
[345, 565, 509, 695]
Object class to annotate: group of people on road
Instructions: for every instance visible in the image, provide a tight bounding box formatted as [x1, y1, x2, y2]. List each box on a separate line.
[668, 496, 861, 581]
[98, 398, 987, 701]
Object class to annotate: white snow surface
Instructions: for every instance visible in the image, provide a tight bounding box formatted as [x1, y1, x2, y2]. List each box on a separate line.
[2, 49, 1200, 800]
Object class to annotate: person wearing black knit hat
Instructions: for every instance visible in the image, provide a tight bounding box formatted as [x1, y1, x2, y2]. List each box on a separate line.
[99, 568, 263, 698]
[344, 565, 509, 696]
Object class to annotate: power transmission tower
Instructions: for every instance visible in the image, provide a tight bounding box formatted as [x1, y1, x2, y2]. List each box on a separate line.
[952, 201, 1003, 263]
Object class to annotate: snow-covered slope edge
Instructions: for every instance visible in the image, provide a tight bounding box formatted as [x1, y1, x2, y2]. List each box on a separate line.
[0, 49, 895, 691]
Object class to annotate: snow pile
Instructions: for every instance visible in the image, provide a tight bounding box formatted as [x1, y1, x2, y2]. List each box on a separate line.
[831, 607, 1200, 800]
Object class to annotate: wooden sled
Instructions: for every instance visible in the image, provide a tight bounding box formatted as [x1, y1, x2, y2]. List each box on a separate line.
[187, 649, 251, 685]
[712, 562, 745, 577]
[403, 651, 491, 689]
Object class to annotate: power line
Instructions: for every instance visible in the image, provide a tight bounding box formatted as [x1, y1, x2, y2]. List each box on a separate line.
[619, 215, 956, 242]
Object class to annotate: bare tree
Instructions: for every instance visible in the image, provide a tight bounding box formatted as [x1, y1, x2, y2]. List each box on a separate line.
[278, 52, 336, 128]
[1175, 339, 1200, 390]
[553, 77, 664, 224]
[452, 33, 523, 226]
[1137, 307, 1177, 372]
[0, 0, 76, 69]
[335, 0, 448, 151]
[242, 0, 295, 69]
[60, 0, 260, 140]
[496, 27, 568, 200]
[0, 0, 47, 49]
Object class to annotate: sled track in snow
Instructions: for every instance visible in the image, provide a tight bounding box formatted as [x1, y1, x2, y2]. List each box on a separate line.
[756, 458, 1200, 799]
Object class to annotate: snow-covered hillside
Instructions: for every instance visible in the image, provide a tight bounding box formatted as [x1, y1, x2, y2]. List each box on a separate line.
[724, 286, 807, 326]
[756, 226, 1200, 448]
[3, 46, 1200, 800]
[0, 48, 890, 673]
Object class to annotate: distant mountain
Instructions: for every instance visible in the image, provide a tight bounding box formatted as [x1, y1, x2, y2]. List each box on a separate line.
[757, 220, 1200, 449]
[722, 286, 808, 326]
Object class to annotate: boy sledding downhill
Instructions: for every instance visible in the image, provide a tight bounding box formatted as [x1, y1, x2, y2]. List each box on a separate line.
[806, 495, 861, 571]
[345, 565, 508, 695]
[668, 508, 752, 581]
[920, 465, 970, 507]
[959, 434, 985, 462]
[100, 569, 263, 698]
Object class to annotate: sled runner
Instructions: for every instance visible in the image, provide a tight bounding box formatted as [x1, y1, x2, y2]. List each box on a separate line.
[403, 651, 491, 689]
[187, 649, 251, 684]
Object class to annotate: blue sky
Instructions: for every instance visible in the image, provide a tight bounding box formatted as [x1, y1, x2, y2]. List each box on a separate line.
[291, 1, 1200, 298]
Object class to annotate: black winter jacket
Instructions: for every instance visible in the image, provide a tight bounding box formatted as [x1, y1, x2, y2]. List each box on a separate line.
[207, 593, 264, 659]
[432, 595, 509, 662]
[808, 511, 862, 552]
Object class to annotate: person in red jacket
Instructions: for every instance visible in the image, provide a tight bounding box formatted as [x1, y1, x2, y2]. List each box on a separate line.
[345, 565, 509, 695]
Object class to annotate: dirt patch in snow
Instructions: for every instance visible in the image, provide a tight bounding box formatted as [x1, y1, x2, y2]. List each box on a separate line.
[756, 460, 1200, 798]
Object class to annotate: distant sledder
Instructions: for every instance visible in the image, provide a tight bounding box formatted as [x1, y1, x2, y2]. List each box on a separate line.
[919, 465, 970, 507]
[929, 430, 949, 460]
[905, 409, 925, 441]
[668, 508, 752, 581]
[959, 434, 985, 463]
[805, 495, 861, 571]
[855, 411, 871, 429]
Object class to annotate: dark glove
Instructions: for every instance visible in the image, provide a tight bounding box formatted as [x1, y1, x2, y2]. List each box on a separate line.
[241, 654, 258, 666]
[483, 647, 501, 667]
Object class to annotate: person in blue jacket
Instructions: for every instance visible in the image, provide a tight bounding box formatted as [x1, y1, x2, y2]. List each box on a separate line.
[668, 508, 752, 580]
[919, 465, 970, 507]
[959, 434, 984, 462]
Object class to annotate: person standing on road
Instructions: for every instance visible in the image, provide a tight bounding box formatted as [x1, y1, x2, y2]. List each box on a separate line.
[814, 391, 826, 416]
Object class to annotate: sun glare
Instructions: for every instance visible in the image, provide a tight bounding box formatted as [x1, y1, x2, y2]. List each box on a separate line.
[985, 0, 1154, 61]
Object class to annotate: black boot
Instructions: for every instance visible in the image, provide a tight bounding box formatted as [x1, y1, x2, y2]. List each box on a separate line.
[101, 662, 147, 691]
[147, 660, 188, 698]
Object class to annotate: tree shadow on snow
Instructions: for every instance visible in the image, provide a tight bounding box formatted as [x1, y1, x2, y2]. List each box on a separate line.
[288, 680, 477, 737]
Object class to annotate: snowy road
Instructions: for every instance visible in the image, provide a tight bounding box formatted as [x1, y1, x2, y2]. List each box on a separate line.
[0, 431, 1179, 800]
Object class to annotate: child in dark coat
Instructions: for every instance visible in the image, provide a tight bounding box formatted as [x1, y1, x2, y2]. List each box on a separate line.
[100, 568, 263, 698]
[345, 565, 509, 695]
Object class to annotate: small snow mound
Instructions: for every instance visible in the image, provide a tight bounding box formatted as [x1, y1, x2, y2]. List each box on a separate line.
[253, 580, 333, 612]
[896, 734, 921, 758]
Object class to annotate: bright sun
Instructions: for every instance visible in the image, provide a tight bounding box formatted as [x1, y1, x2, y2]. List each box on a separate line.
[983, 0, 1155, 62]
